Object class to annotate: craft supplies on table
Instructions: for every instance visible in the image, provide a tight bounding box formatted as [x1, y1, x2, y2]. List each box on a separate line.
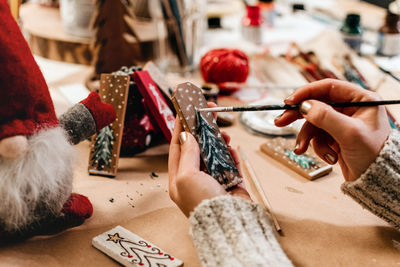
[239, 97, 304, 136]
[149, 0, 206, 73]
[377, 10, 400, 56]
[242, 5, 264, 45]
[200, 48, 250, 94]
[260, 137, 333, 180]
[340, 13, 363, 53]
[93, 225, 183, 267]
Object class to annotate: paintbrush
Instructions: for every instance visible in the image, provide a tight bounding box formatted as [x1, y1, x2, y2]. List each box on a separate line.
[197, 99, 400, 113]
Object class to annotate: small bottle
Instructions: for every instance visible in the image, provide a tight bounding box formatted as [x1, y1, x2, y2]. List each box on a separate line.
[258, 0, 276, 27]
[242, 5, 263, 45]
[340, 13, 363, 53]
[377, 10, 400, 56]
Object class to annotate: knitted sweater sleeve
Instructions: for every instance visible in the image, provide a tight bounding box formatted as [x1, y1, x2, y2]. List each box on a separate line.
[341, 130, 400, 230]
[189, 195, 292, 267]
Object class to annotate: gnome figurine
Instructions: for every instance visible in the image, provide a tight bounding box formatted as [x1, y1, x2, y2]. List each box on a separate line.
[0, 0, 116, 241]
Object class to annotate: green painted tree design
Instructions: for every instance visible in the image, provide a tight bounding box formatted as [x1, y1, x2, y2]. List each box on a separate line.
[196, 111, 238, 184]
[91, 125, 114, 170]
[284, 149, 316, 169]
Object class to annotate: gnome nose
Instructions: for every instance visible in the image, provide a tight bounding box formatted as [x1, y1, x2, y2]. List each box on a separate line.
[0, 136, 29, 159]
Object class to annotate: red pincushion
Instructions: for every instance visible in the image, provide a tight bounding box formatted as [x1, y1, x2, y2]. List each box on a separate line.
[200, 48, 250, 93]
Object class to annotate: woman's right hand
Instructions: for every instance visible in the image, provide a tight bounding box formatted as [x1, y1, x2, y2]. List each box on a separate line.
[274, 79, 391, 182]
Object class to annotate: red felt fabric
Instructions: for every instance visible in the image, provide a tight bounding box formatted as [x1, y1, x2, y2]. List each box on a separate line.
[0, 193, 93, 242]
[80, 91, 116, 131]
[62, 193, 93, 220]
[0, 0, 58, 141]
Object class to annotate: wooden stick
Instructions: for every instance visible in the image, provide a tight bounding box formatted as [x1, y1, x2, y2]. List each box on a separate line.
[198, 99, 400, 113]
[238, 147, 282, 234]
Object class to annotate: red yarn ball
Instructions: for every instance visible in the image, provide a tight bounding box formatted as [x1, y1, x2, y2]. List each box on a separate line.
[200, 49, 249, 93]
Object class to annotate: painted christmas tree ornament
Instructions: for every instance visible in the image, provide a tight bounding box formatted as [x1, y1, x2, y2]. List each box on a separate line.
[92, 225, 183, 267]
[171, 82, 242, 189]
[260, 137, 332, 180]
[88, 73, 130, 177]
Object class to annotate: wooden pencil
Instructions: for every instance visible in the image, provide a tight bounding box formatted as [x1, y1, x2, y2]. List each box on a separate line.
[238, 148, 282, 233]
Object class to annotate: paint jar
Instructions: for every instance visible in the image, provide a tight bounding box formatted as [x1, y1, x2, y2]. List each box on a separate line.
[340, 13, 363, 53]
[149, 0, 207, 73]
[242, 5, 264, 45]
[259, 0, 276, 27]
[377, 10, 400, 56]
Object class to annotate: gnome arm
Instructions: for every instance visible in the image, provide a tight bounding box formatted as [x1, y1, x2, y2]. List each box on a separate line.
[59, 92, 116, 145]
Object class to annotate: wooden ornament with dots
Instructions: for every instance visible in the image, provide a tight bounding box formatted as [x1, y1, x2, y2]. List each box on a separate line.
[260, 137, 332, 180]
[171, 82, 242, 189]
[88, 74, 130, 177]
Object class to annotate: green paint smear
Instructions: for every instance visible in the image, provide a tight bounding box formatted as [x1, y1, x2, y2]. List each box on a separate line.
[284, 149, 316, 170]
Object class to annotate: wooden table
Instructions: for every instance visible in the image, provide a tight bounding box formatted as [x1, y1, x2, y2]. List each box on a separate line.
[2, 1, 400, 266]
[1, 101, 400, 266]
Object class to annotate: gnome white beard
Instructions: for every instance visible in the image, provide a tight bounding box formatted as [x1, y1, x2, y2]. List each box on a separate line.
[0, 127, 75, 231]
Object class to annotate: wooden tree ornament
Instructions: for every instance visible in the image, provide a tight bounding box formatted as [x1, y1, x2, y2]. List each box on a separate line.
[90, 0, 141, 79]
[88, 74, 130, 177]
[260, 137, 332, 180]
[92, 226, 183, 266]
[171, 82, 242, 189]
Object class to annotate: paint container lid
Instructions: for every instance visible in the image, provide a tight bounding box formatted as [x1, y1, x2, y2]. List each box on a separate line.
[345, 13, 361, 28]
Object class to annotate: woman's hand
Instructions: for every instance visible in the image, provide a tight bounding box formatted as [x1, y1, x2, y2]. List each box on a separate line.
[275, 79, 391, 182]
[168, 107, 250, 217]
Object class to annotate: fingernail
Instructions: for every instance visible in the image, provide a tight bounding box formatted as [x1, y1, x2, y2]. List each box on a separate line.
[324, 153, 336, 165]
[300, 101, 312, 115]
[294, 140, 300, 152]
[285, 94, 294, 103]
[274, 112, 284, 122]
[179, 132, 188, 145]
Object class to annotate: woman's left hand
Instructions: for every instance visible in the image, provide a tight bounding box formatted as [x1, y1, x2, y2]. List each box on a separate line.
[168, 106, 251, 217]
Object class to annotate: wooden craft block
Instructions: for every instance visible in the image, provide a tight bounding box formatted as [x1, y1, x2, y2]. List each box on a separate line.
[88, 74, 130, 177]
[143, 61, 175, 113]
[92, 225, 183, 267]
[143, 61, 173, 98]
[260, 137, 332, 180]
[171, 82, 242, 189]
[132, 70, 175, 142]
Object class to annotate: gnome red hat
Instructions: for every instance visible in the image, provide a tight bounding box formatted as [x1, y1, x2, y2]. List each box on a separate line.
[0, 0, 58, 141]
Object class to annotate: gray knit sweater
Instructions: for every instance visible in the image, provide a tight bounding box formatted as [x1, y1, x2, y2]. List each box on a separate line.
[189, 130, 400, 266]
